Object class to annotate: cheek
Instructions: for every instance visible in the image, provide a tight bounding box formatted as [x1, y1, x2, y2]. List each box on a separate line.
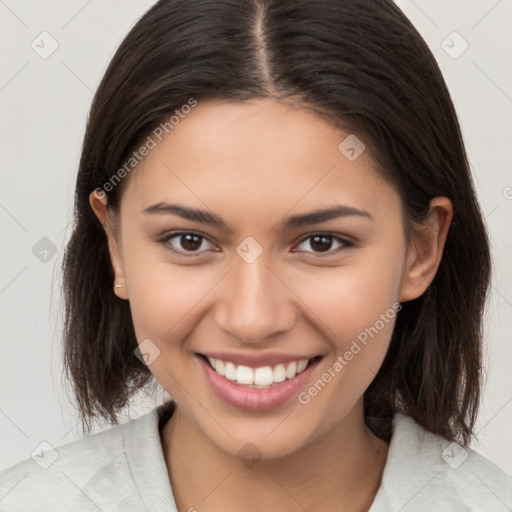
[289, 249, 404, 410]
[292, 271, 401, 425]
[295, 252, 403, 345]
[128, 266, 216, 342]
[121, 237, 212, 341]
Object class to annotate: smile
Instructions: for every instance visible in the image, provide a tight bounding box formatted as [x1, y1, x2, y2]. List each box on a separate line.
[206, 356, 310, 388]
[196, 353, 323, 411]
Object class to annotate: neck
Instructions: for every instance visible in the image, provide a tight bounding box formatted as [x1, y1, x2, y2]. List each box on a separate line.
[161, 401, 389, 512]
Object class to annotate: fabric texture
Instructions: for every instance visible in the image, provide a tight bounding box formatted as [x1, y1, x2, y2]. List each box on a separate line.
[1, 402, 511, 511]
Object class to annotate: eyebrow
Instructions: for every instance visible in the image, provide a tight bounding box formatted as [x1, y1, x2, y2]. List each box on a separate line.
[143, 202, 373, 231]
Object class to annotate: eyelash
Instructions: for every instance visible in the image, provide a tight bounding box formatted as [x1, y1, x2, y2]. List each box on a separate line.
[156, 230, 354, 258]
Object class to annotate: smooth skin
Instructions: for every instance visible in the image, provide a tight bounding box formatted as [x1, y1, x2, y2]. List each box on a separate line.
[90, 98, 453, 512]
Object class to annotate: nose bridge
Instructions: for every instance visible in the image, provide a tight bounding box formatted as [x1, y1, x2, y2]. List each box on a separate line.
[214, 248, 295, 343]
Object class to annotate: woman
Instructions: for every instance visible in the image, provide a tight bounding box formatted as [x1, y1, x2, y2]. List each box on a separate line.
[1, 0, 511, 510]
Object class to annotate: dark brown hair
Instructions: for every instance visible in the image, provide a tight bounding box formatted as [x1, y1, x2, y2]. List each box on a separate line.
[62, 0, 491, 444]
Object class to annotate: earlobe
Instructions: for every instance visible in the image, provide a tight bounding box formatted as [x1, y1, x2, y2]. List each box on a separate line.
[113, 278, 129, 300]
[400, 196, 453, 303]
[89, 191, 129, 300]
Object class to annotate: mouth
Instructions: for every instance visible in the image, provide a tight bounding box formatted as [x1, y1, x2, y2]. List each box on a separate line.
[195, 353, 323, 412]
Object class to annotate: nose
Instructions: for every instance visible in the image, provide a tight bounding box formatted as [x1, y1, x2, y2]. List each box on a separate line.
[213, 251, 297, 344]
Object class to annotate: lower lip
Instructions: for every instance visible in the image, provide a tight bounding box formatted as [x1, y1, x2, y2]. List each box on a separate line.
[197, 355, 321, 412]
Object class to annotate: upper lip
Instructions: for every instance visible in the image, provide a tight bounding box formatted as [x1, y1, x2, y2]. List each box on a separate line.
[197, 351, 321, 368]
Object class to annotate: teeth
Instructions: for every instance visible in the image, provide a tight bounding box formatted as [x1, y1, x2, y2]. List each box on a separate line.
[254, 366, 274, 386]
[236, 365, 254, 385]
[297, 359, 308, 373]
[285, 361, 297, 379]
[225, 361, 237, 380]
[206, 356, 310, 388]
[215, 359, 225, 376]
[273, 364, 287, 383]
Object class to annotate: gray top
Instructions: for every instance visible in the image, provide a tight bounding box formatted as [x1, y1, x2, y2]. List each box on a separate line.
[1, 402, 511, 511]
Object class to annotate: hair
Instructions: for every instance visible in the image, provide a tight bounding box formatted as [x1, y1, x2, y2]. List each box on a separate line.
[62, 0, 491, 444]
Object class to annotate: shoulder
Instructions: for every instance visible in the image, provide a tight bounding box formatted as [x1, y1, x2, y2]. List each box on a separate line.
[0, 404, 174, 512]
[370, 413, 512, 512]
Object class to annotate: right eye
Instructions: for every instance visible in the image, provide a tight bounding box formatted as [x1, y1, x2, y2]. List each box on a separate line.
[157, 231, 218, 256]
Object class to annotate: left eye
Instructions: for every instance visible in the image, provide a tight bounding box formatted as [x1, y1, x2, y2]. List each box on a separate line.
[294, 233, 352, 254]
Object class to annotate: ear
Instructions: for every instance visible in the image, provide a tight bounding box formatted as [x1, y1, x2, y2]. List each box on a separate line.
[400, 196, 453, 302]
[89, 190, 129, 300]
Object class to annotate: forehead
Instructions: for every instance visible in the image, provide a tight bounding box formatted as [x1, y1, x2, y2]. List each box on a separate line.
[122, 98, 401, 226]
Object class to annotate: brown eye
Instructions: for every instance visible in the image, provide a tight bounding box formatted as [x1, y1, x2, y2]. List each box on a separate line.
[159, 231, 215, 255]
[294, 233, 352, 255]
[178, 234, 203, 251]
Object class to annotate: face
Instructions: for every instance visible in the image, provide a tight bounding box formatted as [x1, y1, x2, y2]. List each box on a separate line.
[91, 98, 451, 460]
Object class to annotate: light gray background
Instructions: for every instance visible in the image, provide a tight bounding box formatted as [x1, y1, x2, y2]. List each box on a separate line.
[1, 0, 511, 475]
